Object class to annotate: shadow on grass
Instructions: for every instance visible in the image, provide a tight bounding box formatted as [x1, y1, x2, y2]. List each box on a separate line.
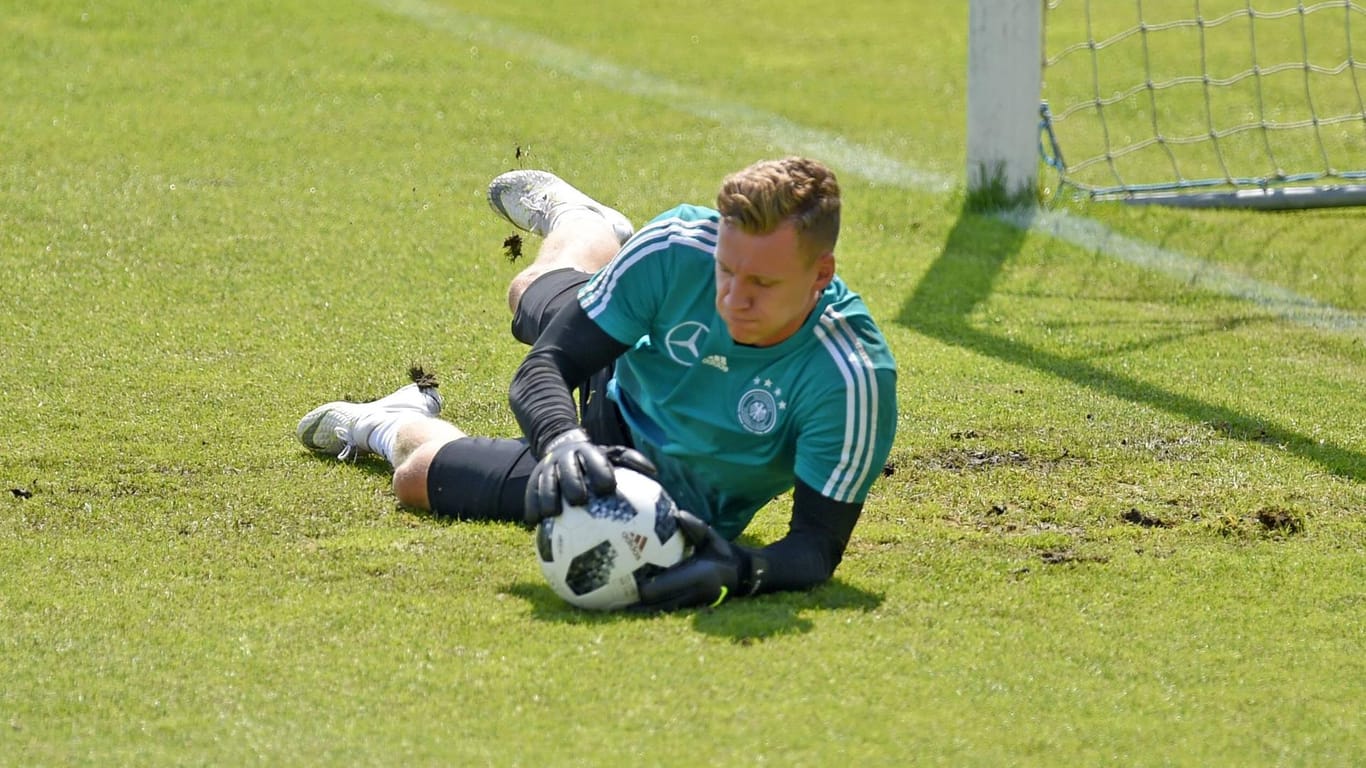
[899, 203, 1364, 482]
[300, 452, 397, 476]
[503, 579, 884, 643]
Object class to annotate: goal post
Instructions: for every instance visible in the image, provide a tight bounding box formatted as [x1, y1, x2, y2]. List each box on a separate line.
[967, 0, 1045, 207]
[967, 0, 1366, 209]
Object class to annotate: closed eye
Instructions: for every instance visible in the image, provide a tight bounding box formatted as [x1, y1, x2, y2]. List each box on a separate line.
[717, 261, 777, 287]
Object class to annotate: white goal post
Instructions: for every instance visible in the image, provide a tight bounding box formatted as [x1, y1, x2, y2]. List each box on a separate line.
[967, 0, 1366, 209]
[967, 0, 1045, 206]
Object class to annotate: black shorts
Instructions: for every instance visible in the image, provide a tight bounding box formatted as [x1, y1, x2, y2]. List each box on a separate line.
[426, 436, 535, 524]
[426, 268, 630, 524]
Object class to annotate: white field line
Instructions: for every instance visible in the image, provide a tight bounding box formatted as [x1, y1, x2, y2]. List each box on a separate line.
[377, 0, 1364, 335]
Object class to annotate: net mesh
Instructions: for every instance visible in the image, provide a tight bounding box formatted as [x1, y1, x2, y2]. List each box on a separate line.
[1041, 0, 1366, 201]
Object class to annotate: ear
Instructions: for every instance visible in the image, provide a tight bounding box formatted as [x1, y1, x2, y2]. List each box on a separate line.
[813, 251, 836, 292]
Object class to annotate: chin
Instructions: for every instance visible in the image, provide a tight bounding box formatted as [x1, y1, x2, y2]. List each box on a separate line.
[732, 329, 772, 346]
[724, 321, 757, 342]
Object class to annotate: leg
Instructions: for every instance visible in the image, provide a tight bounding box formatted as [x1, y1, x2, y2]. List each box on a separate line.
[506, 219, 623, 313]
[389, 418, 465, 510]
[296, 382, 444, 461]
[486, 170, 634, 314]
[295, 380, 462, 512]
[298, 170, 634, 517]
[297, 383, 535, 521]
[423, 436, 538, 525]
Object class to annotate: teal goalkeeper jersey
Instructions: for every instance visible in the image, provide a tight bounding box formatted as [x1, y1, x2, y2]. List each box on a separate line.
[578, 204, 898, 540]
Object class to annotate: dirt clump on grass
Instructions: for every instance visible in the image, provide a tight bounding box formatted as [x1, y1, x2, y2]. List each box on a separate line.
[1256, 506, 1305, 534]
[915, 447, 1032, 472]
[1121, 507, 1174, 528]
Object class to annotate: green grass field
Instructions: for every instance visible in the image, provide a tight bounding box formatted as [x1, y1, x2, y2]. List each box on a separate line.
[3, 1, 1363, 765]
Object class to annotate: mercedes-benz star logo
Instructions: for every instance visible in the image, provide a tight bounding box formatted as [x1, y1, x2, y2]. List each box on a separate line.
[663, 321, 709, 366]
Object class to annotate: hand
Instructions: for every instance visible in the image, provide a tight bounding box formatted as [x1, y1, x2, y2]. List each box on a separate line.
[633, 510, 768, 612]
[523, 428, 657, 525]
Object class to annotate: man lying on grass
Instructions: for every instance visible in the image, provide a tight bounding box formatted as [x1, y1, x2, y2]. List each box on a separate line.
[297, 157, 898, 611]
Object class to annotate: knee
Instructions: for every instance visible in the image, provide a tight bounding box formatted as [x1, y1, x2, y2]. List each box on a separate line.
[507, 270, 537, 314]
[392, 443, 445, 510]
[508, 264, 560, 315]
[392, 462, 429, 509]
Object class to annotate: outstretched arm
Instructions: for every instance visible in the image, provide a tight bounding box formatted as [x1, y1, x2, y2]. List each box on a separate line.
[749, 478, 863, 593]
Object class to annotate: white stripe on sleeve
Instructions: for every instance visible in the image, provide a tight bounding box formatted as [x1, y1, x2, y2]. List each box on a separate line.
[813, 307, 880, 501]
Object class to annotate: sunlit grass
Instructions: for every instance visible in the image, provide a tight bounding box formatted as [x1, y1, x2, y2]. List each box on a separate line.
[1, 1, 1363, 765]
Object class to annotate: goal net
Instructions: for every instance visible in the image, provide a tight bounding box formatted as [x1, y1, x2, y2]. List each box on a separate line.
[1040, 0, 1366, 208]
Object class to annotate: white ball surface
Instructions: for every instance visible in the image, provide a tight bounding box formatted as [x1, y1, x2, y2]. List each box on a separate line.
[535, 468, 689, 611]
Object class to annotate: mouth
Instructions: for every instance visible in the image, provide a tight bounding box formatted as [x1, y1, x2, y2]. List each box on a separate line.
[723, 317, 762, 343]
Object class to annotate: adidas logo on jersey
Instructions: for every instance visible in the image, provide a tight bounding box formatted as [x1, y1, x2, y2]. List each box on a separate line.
[701, 354, 729, 372]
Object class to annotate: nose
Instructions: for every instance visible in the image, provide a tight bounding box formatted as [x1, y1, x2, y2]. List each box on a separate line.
[722, 280, 751, 309]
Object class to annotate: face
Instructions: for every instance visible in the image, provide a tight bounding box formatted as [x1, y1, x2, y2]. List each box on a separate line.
[714, 219, 835, 347]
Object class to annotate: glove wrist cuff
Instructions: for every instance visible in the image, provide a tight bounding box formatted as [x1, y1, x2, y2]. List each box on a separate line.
[539, 427, 589, 458]
[741, 550, 769, 597]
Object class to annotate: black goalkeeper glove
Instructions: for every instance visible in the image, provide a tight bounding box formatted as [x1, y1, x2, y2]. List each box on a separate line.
[633, 510, 769, 612]
[523, 428, 657, 525]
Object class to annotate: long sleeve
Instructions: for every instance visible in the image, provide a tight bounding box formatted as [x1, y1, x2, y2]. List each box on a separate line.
[508, 300, 630, 457]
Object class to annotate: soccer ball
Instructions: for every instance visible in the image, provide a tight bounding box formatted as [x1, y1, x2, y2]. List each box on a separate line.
[535, 467, 690, 611]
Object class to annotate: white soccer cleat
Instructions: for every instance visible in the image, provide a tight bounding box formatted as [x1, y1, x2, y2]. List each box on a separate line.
[296, 383, 443, 460]
[487, 170, 634, 244]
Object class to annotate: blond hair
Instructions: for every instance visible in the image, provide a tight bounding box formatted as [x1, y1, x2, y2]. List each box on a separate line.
[716, 157, 841, 261]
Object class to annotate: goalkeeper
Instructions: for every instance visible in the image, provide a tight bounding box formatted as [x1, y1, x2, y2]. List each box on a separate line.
[297, 157, 898, 611]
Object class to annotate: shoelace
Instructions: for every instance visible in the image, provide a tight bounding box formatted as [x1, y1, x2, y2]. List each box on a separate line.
[335, 426, 359, 461]
[522, 192, 552, 228]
